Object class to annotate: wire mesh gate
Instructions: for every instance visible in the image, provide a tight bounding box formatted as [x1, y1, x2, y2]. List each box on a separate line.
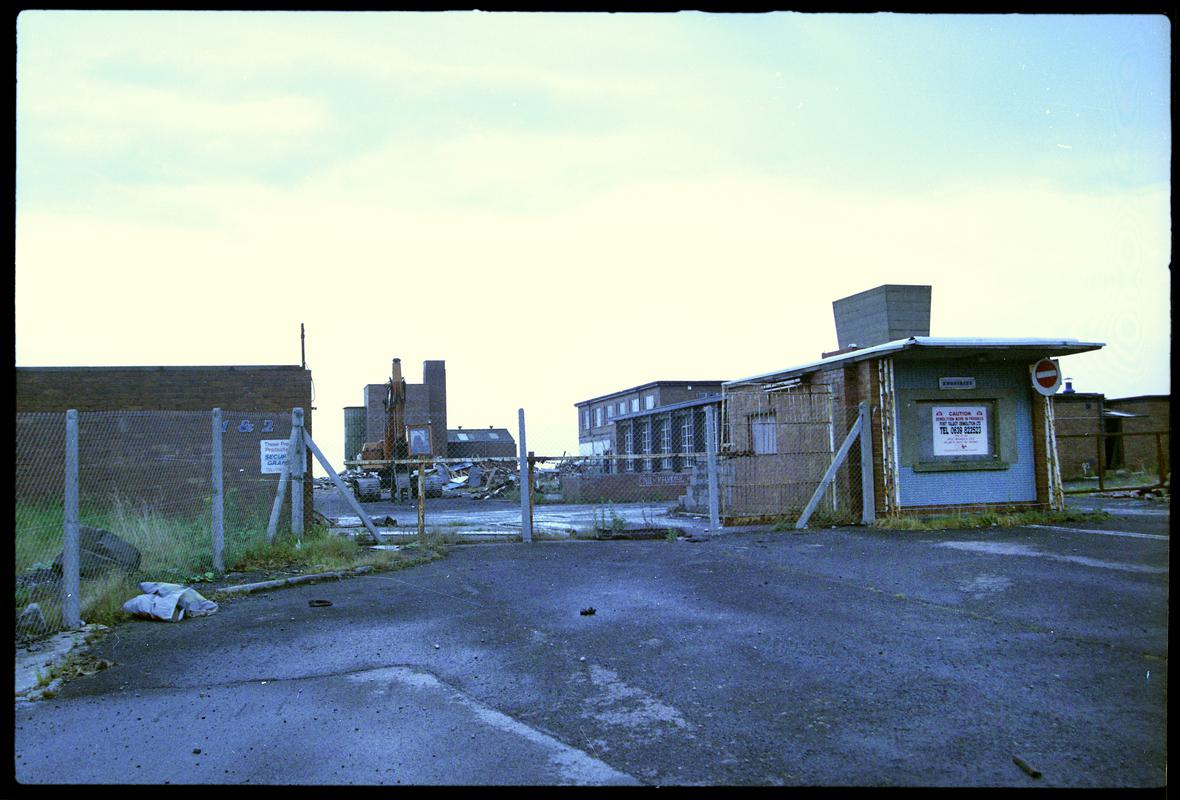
[720, 381, 866, 525]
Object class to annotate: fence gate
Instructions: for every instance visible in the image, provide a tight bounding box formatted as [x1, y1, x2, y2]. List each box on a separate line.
[720, 382, 841, 522]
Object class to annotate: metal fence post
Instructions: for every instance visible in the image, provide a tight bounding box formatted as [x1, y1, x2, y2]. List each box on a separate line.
[859, 401, 876, 525]
[417, 458, 426, 544]
[62, 409, 81, 629]
[519, 408, 532, 542]
[705, 406, 720, 531]
[291, 407, 305, 542]
[211, 408, 225, 574]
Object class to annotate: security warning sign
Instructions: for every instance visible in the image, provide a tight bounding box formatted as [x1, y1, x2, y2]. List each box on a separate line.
[932, 406, 989, 456]
[260, 439, 290, 474]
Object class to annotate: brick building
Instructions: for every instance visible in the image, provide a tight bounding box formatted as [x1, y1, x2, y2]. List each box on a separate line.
[361, 359, 448, 460]
[15, 365, 313, 528]
[575, 381, 725, 460]
[446, 427, 517, 460]
[721, 286, 1103, 520]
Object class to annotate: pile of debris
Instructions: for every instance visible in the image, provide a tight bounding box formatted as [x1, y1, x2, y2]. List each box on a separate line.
[434, 461, 519, 499]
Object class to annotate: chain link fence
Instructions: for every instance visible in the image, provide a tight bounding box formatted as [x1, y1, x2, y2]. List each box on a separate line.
[15, 409, 305, 637]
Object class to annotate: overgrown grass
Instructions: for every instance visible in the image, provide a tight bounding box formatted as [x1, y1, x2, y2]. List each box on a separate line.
[771, 507, 861, 531]
[872, 508, 1112, 531]
[15, 495, 448, 633]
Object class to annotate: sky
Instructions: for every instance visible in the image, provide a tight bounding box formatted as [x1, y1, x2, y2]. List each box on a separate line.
[15, 11, 1172, 472]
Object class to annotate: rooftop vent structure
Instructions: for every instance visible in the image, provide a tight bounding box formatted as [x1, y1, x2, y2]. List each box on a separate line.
[832, 284, 931, 351]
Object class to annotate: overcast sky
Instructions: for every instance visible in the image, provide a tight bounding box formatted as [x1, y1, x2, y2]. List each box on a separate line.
[15, 11, 1171, 468]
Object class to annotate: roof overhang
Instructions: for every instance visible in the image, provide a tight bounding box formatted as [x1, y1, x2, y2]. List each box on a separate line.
[724, 337, 1105, 388]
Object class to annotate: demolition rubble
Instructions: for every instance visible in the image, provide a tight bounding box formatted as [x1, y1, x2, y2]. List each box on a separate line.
[319, 457, 584, 503]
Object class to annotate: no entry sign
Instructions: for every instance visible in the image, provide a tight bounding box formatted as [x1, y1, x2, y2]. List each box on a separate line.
[1031, 358, 1062, 396]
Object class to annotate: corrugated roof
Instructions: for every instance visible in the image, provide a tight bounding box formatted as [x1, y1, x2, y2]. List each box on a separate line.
[724, 337, 1105, 388]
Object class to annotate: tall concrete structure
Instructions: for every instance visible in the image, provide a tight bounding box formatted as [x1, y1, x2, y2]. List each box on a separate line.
[833, 285, 931, 351]
[362, 359, 448, 458]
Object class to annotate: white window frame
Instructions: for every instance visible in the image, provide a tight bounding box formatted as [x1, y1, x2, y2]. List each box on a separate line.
[645, 394, 655, 410]
[661, 416, 673, 470]
[595, 407, 603, 427]
[631, 397, 640, 413]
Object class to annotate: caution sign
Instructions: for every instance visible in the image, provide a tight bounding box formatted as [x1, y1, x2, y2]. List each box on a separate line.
[932, 406, 989, 456]
[260, 439, 290, 474]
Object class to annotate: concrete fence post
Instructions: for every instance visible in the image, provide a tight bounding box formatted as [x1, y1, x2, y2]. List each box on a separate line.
[291, 407, 305, 542]
[518, 408, 532, 543]
[62, 409, 81, 629]
[211, 408, 225, 574]
[858, 401, 876, 525]
[705, 406, 721, 531]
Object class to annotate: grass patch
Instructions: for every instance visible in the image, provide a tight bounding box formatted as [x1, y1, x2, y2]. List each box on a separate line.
[15, 495, 448, 634]
[771, 507, 861, 531]
[1063, 468, 1167, 492]
[873, 508, 1112, 531]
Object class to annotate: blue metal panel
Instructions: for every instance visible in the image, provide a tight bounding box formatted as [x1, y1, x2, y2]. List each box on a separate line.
[895, 359, 1036, 506]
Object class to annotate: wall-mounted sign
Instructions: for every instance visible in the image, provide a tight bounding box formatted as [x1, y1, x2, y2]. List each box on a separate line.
[1030, 358, 1061, 396]
[932, 406, 989, 456]
[260, 439, 290, 474]
[939, 377, 976, 390]
[407, 424, 433, 456]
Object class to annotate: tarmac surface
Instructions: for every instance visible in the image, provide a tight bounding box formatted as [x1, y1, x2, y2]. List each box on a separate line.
[13, 494, 1168, 786]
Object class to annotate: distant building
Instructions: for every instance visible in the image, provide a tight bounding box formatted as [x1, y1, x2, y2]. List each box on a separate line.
[575, 381, 725, 461]
[358, 358, 447, 460]
[447, 427, 517, 460]
[1055, 390, 1170, 479]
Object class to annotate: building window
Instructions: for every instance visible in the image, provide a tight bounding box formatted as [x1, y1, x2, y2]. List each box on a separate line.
[751, 415, 777, 455]
[645, 394, 655, 410]
[624, 424, 634, 472]
[488, 432, 499, 439]
[911, 399, 1004, 471]
[631, 397, 639, 413]
[641, 419, 652, 471]
[661, 416, 673, 470]
[456, 432, 470, 441]
[618, 401, 626, 416]
[582, 409, 589, 431]
[595, 407, 603, 427]
[683, 412, 695, 453]
[607, 405, 615, 420]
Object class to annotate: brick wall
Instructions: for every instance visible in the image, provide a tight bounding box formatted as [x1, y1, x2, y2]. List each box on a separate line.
[1107, 396, 1170, 478]
[1053, 393, 1105, 478]
[15, 366, 313, 529]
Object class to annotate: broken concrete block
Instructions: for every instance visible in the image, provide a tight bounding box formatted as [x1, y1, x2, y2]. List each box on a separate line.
[52, 526, 142, 578]
[17, 603, 49, 638]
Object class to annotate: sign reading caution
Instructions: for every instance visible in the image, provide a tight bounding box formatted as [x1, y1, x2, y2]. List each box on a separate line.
[932, 406, 989, 456]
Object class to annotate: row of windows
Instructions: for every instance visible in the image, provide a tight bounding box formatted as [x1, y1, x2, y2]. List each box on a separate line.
[582, 393, 657, 431]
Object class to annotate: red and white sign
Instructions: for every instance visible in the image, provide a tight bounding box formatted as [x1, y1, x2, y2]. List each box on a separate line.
[932, 406, 989, 455]
[1031, 358, 1062, 396]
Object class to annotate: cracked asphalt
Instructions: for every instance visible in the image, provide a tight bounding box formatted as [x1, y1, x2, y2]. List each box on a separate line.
[13, 496, 1168, 786]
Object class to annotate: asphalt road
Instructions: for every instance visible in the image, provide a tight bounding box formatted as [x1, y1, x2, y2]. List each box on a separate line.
[13, 497, 1168, 786]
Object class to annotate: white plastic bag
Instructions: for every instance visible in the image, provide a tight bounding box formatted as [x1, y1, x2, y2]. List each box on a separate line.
[122, 581, 218, 621]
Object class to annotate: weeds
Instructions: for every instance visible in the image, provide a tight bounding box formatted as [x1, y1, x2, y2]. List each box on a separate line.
[873, 508, 1112, 531]
[14, 496, 449, 634]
